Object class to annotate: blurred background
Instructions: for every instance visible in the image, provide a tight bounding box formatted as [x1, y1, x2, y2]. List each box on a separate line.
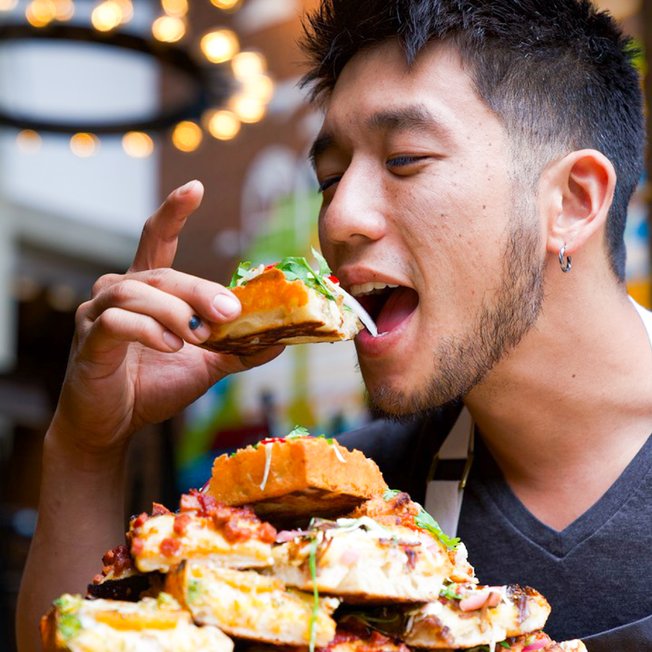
[0, 0, 649, 649]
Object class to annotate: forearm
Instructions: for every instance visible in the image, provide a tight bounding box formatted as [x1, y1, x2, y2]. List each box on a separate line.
[16, 425, 128, 652]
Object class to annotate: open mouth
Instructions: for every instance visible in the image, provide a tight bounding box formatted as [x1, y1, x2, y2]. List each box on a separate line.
[350, 282, 419, 334]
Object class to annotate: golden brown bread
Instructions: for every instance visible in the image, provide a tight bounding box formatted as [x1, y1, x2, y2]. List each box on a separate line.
[207, 435, 388, 525]
[201, 268, 361, 355]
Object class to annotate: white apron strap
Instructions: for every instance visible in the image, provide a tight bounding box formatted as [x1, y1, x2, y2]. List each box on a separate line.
[424, 407, 474, 538]
[630, 297, 652, 348]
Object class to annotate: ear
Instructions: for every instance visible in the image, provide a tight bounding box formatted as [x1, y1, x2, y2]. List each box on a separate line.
[540, 149, 616, 257]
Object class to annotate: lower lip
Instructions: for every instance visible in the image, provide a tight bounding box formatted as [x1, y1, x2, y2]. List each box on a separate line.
[355, 310, 416, 356]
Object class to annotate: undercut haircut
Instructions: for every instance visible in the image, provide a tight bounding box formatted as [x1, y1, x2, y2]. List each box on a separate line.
[301, 0, 645, 280]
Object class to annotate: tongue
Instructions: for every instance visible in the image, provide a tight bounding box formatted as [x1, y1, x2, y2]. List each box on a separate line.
[376, 288, 419, 334]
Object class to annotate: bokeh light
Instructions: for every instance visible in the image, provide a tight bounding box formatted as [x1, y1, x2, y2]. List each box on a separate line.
[25, 0, 57, 27]
[209, 0, 242, 10]
[205, 109, 241, 141]
[16, 130, 42, 153]
[70, 133, 99, 157]
[122, 131, 154, 158]
[161, 0, 187, 16]
[200, 29, 239, 64]
[91, 1, 123, 32]
[152, 14, 186, 43]
[231, 51, 266, 80]
[171, 121, 202, 152]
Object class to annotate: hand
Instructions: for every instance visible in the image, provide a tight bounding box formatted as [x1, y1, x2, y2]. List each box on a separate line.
[51, 180, 282, 456]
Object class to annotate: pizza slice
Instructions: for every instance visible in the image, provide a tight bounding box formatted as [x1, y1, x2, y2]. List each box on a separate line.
[87, 543, 164, 601]
[202, 252, 376, 355]
[271, 513, 460, 604]
[207, 428, 389, 526]
[489, 631, 588, 652]
[165, 560, 340, 648]
[128, 490, 277, 573]
[40, 592, 233, 652]
[401, 582, 552, 648]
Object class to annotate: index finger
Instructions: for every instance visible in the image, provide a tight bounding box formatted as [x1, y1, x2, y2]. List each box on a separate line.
[129, 179, 205, 273]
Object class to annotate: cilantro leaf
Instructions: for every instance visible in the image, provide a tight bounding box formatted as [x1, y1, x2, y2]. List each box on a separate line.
[439, 584, 463, 600]
[415, 508, 461, 550]
[286, 425, 311, 439]
[58, 614, 82, 641]
[187, 579, 202, 603]
[383, 489, 460, 550]
[383, 489, 402, 501]
[311, 246, 332, 277]
[229, 261, 253, 287]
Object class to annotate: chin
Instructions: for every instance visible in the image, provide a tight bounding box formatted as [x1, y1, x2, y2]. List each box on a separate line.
[365, 377, 461, 421]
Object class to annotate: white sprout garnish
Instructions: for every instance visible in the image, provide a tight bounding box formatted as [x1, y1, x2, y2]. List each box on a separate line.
[328, 283, 378, 337]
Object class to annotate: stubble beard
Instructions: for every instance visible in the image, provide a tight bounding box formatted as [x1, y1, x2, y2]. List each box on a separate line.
[366, 211, 546, 419]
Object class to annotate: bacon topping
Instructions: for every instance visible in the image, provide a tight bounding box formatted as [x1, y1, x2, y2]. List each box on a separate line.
[173, 513, 192, 536]
[160, 537, 182, 557]
[350, 493, 421, 530]
[131, 512, 149, 529]
[177, 489, 277, 543]
[151, 502, 172, 516]
[130, 537, 144, 556]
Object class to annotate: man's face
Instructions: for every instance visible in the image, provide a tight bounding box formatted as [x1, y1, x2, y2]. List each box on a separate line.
[313, 41, 546, 416]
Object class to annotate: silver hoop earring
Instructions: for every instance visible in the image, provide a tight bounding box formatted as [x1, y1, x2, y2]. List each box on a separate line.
[559, 244, 572, 273]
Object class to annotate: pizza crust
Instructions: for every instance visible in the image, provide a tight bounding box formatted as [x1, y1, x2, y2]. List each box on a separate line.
[207, 437, 388, 525]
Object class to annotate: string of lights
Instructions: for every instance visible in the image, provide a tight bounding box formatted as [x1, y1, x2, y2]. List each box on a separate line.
[0, 0, 275, 156]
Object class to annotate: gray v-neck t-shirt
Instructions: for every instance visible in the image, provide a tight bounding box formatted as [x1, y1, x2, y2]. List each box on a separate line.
[457, 433, 652, 644]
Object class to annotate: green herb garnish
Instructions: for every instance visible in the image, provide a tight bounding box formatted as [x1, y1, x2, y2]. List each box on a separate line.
[415, 508, 460, 550]
[383, 489, 402, 501]
[186, 580, 201, 603]
[439, 584, 463, 601]
[275, 256, 335, 300]
[311, 246, 332, 277]
[383, 489, 460, 550]
[308, 535, 320, 652]
[228, 251, 336, 301]
[58, 614, 82, 641]
[286, 425, 311, 439]
[229, 260, 254, 287]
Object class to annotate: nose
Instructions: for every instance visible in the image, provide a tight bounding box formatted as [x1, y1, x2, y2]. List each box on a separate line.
[318, 162, 387, 248]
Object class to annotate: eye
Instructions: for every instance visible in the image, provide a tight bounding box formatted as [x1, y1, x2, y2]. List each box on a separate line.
[318, 176, 341, 193]
[386, 155, 429, 170]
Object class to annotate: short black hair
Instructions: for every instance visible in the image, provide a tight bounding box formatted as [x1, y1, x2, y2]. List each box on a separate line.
[301, 0, 645, 280]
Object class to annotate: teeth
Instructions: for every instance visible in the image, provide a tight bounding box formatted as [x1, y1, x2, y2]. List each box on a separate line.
[349, 282, 399, 297]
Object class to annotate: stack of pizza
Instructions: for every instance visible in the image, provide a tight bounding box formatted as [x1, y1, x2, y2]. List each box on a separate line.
[41, 428, 586, 652]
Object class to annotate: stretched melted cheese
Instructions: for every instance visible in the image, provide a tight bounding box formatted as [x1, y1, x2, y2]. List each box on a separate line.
[166, 561, 339, 647]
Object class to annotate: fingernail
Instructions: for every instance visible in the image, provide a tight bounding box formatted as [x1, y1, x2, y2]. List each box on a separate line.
[178, 180, 199, 196]
[213, 293, 240, 318]
[189, 315, 202, 331]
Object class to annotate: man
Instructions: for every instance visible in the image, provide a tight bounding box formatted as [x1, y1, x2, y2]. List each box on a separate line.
[16, 1, 652, 650]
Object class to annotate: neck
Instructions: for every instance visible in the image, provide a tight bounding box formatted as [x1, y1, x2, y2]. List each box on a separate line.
[464, 283, 652, 530]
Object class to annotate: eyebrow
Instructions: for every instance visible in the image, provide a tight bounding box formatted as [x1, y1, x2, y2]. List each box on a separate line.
[366, 105, 443, 134]
[309, 104, 448, 169]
